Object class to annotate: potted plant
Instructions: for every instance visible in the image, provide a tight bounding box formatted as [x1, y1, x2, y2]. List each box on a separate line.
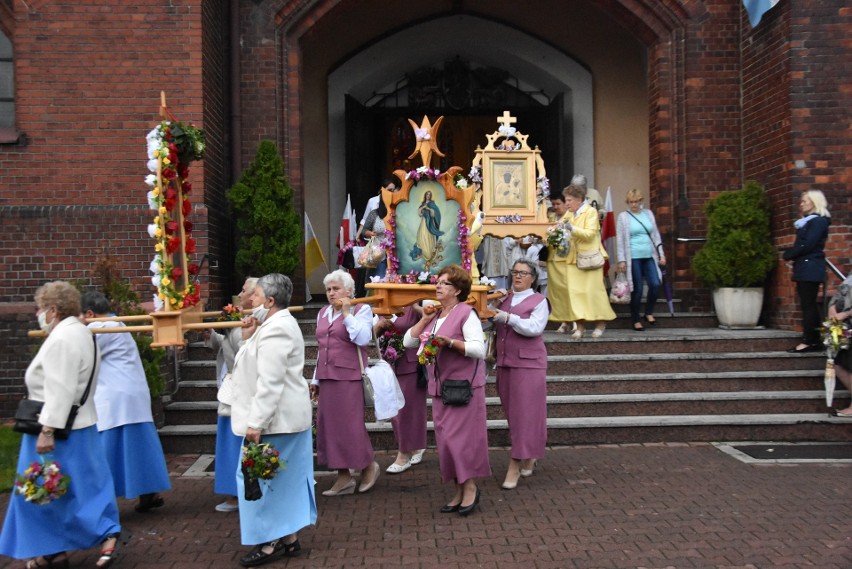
[692, 181, 776, 328]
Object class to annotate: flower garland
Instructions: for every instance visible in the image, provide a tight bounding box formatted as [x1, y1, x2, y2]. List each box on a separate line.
[494, 214, 523, 223]
[405, 166, 441, 182]
[145, 119, 205, 311]
[385, 212, 400, 275]
[536, 176, 550, 204]
[468, 165, 482, 185]
[15, 459, 70, 505]
[457, 210, 471, 272]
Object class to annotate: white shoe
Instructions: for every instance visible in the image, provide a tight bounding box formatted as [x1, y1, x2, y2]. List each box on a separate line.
[386, 461, 411, 474]
[215, 501, 239, 512]
[322, 479, 356, 497]
[410, 449, 425, 465]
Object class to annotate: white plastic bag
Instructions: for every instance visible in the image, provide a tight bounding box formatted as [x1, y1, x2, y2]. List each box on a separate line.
[609, 272, 630, 304]
[366, 360, 405, 421]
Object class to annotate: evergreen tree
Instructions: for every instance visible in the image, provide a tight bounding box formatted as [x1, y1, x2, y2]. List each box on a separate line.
[227, 141, 302, 279]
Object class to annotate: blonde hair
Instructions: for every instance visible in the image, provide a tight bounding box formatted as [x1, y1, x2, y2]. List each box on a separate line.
[35, 281, 81, 320]
[803, 190, 830, 217]
[625, 188, 644, 204]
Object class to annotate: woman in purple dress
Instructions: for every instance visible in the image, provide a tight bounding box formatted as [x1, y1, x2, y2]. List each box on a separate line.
[310, 269, 380, 496]
[492, 259, 550, 489]
[375, 305, 427, 473]
[403, 265, 490, 516]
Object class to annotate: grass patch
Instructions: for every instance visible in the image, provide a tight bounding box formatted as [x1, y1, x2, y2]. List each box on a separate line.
[0, 425, 22, 493]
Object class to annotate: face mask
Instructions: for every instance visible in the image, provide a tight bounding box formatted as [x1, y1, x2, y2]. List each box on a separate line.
[252, 306, 269, 323]
[37, 310, 52, 333]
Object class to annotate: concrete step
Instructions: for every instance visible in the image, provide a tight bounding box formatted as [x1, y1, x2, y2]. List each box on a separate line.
[163, 389, 849, 426]
[168, 367, 829, 403]
[159, 412, 852, 454]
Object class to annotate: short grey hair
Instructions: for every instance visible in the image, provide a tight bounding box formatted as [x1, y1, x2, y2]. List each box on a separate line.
[570, 174, 588, 188]
[512, 259, 539, 281]
[323, 269, 356, 297]
[256, 273, 293, 309]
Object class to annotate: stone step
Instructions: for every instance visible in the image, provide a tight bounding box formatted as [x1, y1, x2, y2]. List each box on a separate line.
[163, 389, 848, 426]
[168, 367, 828, 403]
[158, 412, 852, 454]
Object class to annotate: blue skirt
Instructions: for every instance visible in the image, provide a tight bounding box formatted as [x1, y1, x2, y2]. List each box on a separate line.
[100, 422, 171, 499]
[0, 426, 121, 559]
[236, 429, 317, 545]
[215, 415, 243, 496]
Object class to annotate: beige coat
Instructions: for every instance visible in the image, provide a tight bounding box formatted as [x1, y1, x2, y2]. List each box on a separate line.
[229, 309, 311, 436]
[25, 316, 100, 430]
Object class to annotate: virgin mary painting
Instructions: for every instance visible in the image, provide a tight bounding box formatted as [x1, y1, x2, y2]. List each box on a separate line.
[394, 181, 461, 274]
[410, 190, 445, 266]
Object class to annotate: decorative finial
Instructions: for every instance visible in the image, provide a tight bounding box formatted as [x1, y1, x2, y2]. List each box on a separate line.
[407, 115, 445, 167]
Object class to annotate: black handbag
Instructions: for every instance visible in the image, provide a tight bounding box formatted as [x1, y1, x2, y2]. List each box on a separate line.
[436, 357, 478, 407]
[13, 335, 97, 440]
[416, 363, 428, 389]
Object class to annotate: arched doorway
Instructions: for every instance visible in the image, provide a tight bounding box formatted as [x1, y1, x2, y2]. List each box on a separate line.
[327, 14, 595, 238]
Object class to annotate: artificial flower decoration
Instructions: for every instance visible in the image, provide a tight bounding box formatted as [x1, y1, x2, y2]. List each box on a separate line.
[495, 214, 523, 223]
[15, 459, 71, 505]
[217, 304, 244, 322]
[546, 223, 570, 257]
[241, 441, 285, 481]
[146, 117, 205, 310]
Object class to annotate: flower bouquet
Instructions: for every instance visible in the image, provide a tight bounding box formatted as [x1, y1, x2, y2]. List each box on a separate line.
[546, 223, 570, 257]
[378, 328, 405, 364]
[417, 334, 441, 366]
[15, 459, 71, 505]
[241, 441, 285, 501]
[820, 318, 852, 406]
[217, 304, 243, 322]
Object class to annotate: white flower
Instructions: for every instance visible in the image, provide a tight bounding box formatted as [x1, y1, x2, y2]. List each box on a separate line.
[479, 276, 496, 286]
[418, 271, 430, 282]
[455, 178, 469, 189]
[145, 174, 157, 187]
[147, 224, 158, 238]
[149, 257, 161, 274]
[147, 158, 159, 173]
[152, 274, 161, 287]
[498, 124, 517, 137]
[369, 275, 383, 283]
[153, 295, 164, 311]
[147, 191, 158, 209]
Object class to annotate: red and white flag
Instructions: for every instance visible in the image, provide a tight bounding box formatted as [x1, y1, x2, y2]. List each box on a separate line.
[337, 194, 356, 249]
[601, 187, 616, 273]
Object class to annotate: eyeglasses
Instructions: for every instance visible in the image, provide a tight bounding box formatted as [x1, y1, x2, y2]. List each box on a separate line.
[510, 270, 533, 277]
[435, 280, 453, 287]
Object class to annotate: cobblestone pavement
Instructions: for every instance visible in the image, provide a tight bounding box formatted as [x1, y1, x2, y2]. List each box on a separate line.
[1, 443, 850, 568]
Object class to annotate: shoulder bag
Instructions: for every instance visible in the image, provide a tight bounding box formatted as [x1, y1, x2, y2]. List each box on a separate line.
[435, 354, 478, 407]
[576, 249, 605, 270]
[14, 335, 98, 440]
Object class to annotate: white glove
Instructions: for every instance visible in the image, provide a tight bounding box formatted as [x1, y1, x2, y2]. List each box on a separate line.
[493, 310, 509, 324]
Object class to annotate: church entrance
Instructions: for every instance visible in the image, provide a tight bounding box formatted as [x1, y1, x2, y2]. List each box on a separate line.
[343, 58, 566, 223]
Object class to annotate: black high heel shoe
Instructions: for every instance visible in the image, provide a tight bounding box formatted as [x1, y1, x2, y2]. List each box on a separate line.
[458, 488, 481, 517]
[440, 502, 460, 513]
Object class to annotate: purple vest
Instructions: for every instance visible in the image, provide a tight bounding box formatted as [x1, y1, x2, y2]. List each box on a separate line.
[495, 292, 549, 369]
[391, 306, 420, 375]
[426, 303, 486, 396]
[314, 304, 368, 381]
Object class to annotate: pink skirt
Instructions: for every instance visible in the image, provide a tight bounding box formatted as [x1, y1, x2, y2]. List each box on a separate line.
[496, 366, 547, 460]
[432, 386, 491, 484]
[390, 371, 427, 453]
[316, 379, 373, 470]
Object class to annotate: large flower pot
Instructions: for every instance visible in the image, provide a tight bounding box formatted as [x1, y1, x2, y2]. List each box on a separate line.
[713, 287, 764, 329]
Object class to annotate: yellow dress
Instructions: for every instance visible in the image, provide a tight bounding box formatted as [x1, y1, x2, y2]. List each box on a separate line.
[563, 206, 616, 322]
[546, 211, 573, 322]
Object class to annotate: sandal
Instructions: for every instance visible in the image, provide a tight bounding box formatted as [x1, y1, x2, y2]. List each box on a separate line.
[95, 533, 124, 569]
[26, 553, 69, 569]
[239, 538, 300, 567]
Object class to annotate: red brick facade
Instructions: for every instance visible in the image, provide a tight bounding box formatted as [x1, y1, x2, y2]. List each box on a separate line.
[0, 0, 849, 415]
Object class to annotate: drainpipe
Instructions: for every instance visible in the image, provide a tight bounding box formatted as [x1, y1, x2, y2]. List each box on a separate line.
[230, 0, 241, 182]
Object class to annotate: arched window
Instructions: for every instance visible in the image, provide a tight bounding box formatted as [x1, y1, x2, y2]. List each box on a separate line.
[0, 30, 13, 130]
